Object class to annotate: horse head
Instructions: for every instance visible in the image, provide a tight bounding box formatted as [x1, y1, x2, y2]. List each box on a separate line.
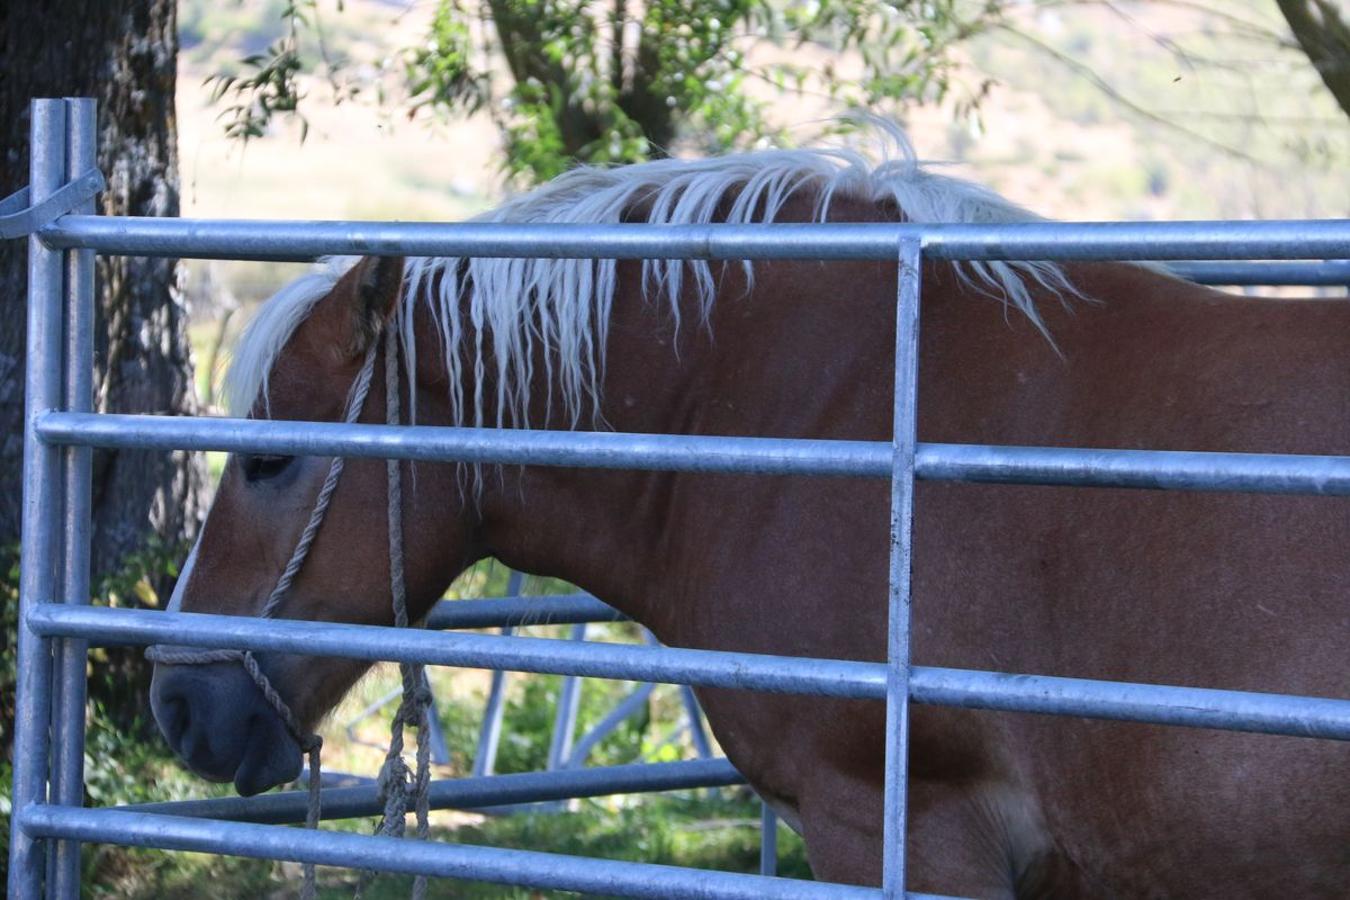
[150, 256, 474, 795]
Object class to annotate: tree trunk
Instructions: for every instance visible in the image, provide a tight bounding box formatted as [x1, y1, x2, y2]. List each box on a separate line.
[1, 0, 206, 740]
[1276, 0, 1350, 120]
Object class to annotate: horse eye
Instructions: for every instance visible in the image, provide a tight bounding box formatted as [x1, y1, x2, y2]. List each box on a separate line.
[240, 454, 294, 483]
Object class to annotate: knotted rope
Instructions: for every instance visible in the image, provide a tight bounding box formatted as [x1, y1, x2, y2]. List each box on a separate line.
[149, 319, 434, 899]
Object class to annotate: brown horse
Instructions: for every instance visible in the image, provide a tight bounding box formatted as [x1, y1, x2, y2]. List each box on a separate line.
[150, 132, 1350, 897]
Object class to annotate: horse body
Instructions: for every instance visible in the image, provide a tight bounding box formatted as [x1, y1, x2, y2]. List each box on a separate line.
[498, 221, 1350, 895]
[152, 147, 1350, 897]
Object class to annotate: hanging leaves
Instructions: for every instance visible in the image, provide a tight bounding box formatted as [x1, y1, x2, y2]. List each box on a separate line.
[210, 0, 1001, 180]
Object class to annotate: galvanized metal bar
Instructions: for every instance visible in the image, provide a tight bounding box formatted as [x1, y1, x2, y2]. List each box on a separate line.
[22, 806, 886, 900]
[912, 441, 1350, 494]
[678, 683, 714, 760]
[472, 633, 512, 779]
[39, 410, 886, 476]
[883, 239, 923, 896]
[49, 97, 97, 900]
[547, 624, 587, 770]
[471, 571, 523, 778]
[423, 695, 452, 767]
[1165, 259, 1350, 287]
[30, 604, 885, 698]
[30, 604, 1350, 740]
[39, 410, 890, 475]
[41, 411, 1350, 495]
[121, 758, 744, 825]
[38, 214, 1350, 262]
[0, 170, 103, 240]
[427, 593, 625, 629]
[760, 804, 779, 877]
[907, 667, 1350, 738]
[10, 99, 67, 900]
[342, 686, 402, 741]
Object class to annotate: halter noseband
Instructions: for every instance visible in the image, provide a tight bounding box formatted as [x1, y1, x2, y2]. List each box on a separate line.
[148, 322, 433, 899]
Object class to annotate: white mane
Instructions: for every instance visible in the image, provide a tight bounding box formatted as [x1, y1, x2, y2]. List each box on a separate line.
[225, 121, 1076, 423]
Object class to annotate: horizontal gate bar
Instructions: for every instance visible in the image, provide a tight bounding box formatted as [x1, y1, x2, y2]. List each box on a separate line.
[28, 605, 887, 698]
[28, 605, 1350, 739]
[21, 806, 907, 900]
[39, 411, 887, 476]
[427, 593, 626, 629]
[120, 758, 743, 825]
[910, 668, 1350, 740]
[1165, 259, 1350, 286]
[39, 215, 1350, 262]
[37, 410, 1350, 495]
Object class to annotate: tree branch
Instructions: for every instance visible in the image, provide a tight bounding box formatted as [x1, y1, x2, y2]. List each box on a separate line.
[995, 22, 1264, 164]
[1276, 0, 1350, 120]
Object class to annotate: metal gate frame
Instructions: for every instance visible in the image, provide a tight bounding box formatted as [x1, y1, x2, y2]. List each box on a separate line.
[10, 97, 1350, 899]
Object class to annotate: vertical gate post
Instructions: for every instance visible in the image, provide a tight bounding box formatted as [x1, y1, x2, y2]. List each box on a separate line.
[10, 98, 70, 900]
[50, 96, 97, 899]
[882, 238, 923, 897]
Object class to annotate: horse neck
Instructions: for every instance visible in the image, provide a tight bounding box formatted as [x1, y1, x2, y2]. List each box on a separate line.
[467, 262, 720, 630]
[469, 240, 905, 640]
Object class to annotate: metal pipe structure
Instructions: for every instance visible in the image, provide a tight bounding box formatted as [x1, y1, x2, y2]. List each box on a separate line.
[546, 624, 587, 771]
[678, 683, 714, 760]
[11, 98, 1350, 898]
[564, 682, 656, 769]
[49, 98, 96, 899]
[11, 99, 68, 900]
[470, 571, 523, 780]
[37, 214, 1350, 262]
[1165, 259, 1350, 287]
[883, 239, 923, 895]
[29, 605, 887, 698]
[24, 806, 893, 900]
[428, 593, 625, 629]
[37, 410, 1350, 495]
[121, 758, 744, 825]
[26, 604, 1350, 741]
[761, 805, 779, 877]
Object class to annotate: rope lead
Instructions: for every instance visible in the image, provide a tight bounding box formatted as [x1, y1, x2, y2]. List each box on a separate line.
[148, 322, 430, 899]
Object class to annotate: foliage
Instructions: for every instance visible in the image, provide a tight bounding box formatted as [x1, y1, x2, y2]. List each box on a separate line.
[0, 541, 220, 888]
[204, 2, 324, 142]
[2, 546, 19, 755]
[78, 706, 272, 898]
[208, 0, 998, 182]
[488, 663, 651, 774]
[89, 535, 191, 738]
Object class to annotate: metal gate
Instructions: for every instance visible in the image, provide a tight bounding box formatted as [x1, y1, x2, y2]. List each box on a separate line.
[9, 97, 1350, 899]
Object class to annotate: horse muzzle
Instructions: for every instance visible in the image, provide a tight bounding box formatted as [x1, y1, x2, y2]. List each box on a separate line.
[150, 659, 303, 796]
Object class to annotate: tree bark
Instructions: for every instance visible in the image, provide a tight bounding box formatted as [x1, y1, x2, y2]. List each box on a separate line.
[1276, 0, 1350, 120]
[1, 0, 206, 738]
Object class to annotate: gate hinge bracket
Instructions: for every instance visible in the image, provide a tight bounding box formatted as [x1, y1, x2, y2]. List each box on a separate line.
[0, 168, 105, 240]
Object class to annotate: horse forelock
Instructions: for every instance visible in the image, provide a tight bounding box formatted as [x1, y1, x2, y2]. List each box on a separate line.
[224, 256, 361, 417]
[226, 119, 1078, 426]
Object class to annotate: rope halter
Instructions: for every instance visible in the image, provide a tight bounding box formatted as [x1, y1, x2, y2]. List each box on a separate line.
[148, 323, 433, 899]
